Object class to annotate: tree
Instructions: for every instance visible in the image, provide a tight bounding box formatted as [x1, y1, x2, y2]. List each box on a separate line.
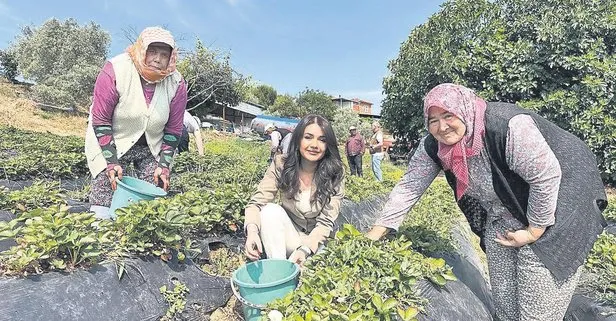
[11, 18, 110, 107]
[296, 88, 338, 120]
[177, 39, 244, 113]
[382, 0, 616, 183]
[0, 49, 18, 82]
[267, 94, 304, 118]
[331, 107, 369, 145]
[252, 84, 277, 108]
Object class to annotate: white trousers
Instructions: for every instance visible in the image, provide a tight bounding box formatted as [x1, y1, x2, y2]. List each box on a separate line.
[259, 203, 307, 259]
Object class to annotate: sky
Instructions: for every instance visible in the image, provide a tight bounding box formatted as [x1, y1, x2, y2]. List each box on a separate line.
[0, 0, 445, 115]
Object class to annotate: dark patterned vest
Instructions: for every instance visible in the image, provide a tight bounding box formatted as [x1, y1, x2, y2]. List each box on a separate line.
[425, 102, 607, 281]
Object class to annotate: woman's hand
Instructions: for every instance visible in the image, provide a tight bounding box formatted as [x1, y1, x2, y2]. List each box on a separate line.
[153, 167, 170, 191]
[288, 249, 307, 266]
[365, 226, 388, 241]
[244, 229, 263, 261]
[106, 165, 123, 191]
[495, 229, 537, 248]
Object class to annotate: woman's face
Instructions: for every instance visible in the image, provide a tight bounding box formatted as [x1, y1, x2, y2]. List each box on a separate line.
[427, 106, 466, 145]
[145, 42, 172, 71]
[299, 123, 327, 164]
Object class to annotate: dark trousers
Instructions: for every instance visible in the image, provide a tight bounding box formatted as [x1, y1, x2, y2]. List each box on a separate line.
[178, 126, 190, 154]
[347, 154, 363, 177]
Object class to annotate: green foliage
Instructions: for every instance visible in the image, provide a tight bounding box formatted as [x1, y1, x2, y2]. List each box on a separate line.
[0, 49, 18, 82]
[171, 136, 269, 192]
[267, 94, 303, 119]
[0, 207, 114, 274]
[382, 0, 494, 147]
[160, 280, 190, 320]
[177, 39, 244, 112]
[343, 175, 391, 203]
[0, 180, 66, 213]
[252, 84, 278, 108]
[382, 0, 616, 183]
[297, 88, 338, 121]
[585, 232, 616, 305]
[401, 179, 461, 253]
[11, 18, 110, 107]
[267, 224, 456, 320]
[332, 107, 364, 145]
[0, 126, 88, 179]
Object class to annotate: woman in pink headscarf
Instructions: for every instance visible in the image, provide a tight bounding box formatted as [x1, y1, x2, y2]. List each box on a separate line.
[84, 26, 187, 219]
[366, 84, 607, 320]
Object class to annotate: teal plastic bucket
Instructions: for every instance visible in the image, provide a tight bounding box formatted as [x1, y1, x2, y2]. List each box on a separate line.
[231, 259, 300, 321]
[108, 176, 167, 217]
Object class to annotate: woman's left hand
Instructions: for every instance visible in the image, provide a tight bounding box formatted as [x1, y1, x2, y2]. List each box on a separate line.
[153, 167, 170, 191]
[288, 249, 307, 266]
[495, 230, 536, 248]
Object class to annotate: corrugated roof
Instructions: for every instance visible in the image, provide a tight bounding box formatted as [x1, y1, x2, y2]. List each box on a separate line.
[229, 101, 263, 116]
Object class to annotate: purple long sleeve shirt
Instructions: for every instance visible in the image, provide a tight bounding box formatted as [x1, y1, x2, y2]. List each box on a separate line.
[90, 61, 187, 135]
[375, 115, 561, 230]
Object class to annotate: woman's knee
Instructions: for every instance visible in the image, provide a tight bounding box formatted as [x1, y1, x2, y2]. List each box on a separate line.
[260, 203, 287, 223]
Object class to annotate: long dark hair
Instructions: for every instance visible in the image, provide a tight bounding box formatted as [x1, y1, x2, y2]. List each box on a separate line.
[278, 114, 344, 207]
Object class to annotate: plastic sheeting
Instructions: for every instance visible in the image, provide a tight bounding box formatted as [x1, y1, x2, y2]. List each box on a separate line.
[0, 178, 89, 192]
[415, 279, 493, 321]
[335, 195, 388, 233]
[565, 294, 616, 321]
[0, 258, 232, 321]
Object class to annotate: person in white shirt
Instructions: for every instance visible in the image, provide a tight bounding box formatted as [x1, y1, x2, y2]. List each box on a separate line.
[178, 110, 204, 156]
[368, 121, 384, 181]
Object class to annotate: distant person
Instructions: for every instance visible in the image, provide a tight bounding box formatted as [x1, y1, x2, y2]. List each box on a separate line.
[178, 110, 204, 156]
[244, 114, 345, 265]
[368, 121, 384, 181]
[264, 123, 292, 161]
[345, 126, 365, 177]
[84, 26, 187, 219]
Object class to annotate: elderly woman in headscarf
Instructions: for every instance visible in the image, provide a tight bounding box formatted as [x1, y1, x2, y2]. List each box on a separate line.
[366, 83, 607, 320]
[84, 26, 187, 219]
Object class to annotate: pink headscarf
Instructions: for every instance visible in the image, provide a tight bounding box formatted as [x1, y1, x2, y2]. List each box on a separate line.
[423, 83, 487, 200]
[126, 26, 178, 84]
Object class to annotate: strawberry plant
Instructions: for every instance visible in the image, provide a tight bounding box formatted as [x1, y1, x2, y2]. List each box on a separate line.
[604, 194, 615, 222]
[0, 126, 88, 180]
[0, 207, 115, 275]
[1, 180, 66, 213]
[160, 279, 190, 320]
[267, 224, 456, 321]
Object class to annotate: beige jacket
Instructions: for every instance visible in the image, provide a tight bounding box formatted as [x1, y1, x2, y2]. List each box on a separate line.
[244, 155, 344, 253]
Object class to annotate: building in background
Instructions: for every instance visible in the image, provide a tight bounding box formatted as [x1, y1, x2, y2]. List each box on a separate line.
[206, 101, 264, 133]
[332, 96, 380, 119]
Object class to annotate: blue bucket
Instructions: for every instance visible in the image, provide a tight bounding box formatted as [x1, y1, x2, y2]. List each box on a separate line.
[108, 176, 167, 217]
[231, 259, 300, 321]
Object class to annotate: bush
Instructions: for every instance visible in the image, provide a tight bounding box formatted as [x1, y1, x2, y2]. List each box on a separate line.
[382, 0, 616, 184]
[0, 49, 18, 82]
[12, 18, 110, 107]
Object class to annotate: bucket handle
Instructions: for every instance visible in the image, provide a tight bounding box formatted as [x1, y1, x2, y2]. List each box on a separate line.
[230, 269, 303, 310]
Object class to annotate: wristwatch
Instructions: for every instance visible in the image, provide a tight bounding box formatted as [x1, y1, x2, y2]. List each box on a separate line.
[297, 245, 312, 257]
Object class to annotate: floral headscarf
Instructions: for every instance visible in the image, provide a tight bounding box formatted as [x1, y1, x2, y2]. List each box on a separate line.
[423, 83, 487, 200]
[126, 26, 178, 84]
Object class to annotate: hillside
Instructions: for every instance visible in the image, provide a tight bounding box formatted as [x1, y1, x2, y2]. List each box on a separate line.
[0, 80, 87, 137]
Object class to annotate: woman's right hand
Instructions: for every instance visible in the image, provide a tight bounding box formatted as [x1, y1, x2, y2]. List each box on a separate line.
[106, 165, 123, 191]
[365, 226, 388, 241]
[245, 229, 263, 261]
